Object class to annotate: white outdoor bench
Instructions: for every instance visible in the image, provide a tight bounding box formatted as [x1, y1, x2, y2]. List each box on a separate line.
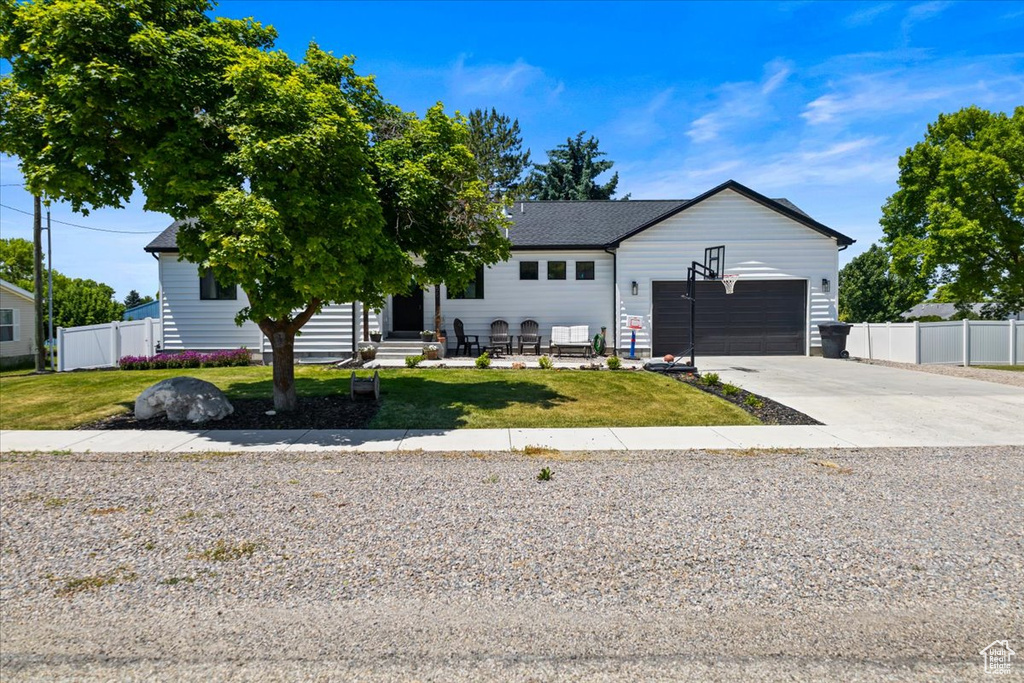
[550, 325, 592, 358]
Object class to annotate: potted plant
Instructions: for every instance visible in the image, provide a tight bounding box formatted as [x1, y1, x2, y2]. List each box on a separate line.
[358, 343, 377, 361]
[424, 343, 439, 360]
[420, 330, 436, 342]
[369, 330, 382, 343]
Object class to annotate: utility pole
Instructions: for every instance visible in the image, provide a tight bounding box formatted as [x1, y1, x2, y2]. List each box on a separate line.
[33, 194, 46, 372]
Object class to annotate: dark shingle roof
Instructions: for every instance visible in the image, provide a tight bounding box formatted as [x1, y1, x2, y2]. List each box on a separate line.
[144, 180, 854, 252]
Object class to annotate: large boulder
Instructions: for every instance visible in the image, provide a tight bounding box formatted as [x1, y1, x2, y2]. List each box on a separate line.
[135, 376, 234, 424]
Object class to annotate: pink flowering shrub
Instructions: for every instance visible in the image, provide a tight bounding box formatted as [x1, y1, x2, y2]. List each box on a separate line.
[119, 348, 251, 370]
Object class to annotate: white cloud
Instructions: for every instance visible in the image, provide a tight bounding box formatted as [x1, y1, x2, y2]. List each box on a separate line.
[447, 55, 561, 100]
[686, 59, 794, 143]
[844, 3, 896, 27]
[901, 1, 953, 41]
[609, 88, 676, 141]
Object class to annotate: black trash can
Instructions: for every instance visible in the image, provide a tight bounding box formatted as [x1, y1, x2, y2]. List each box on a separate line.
[818, 321, 852, 359]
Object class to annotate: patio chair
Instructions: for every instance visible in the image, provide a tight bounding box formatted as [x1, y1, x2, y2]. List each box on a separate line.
[489, 319, 513, 355]
[518, 319, 542, 355]
[453, 318, 480, 356]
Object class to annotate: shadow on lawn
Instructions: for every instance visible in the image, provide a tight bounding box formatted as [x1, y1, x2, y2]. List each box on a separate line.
[370, 374, 569, 429]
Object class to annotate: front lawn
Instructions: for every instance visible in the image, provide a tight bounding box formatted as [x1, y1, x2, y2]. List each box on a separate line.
[0, 366, 757, 430]
[975, 365, 1024, 372]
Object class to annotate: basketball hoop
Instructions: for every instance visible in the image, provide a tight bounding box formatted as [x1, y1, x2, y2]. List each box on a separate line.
[721, 274, 739, 295]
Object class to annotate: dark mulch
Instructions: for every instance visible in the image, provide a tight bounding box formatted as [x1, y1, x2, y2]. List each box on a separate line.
[79, 395, 380, 431]
[674, 374, 822, 426]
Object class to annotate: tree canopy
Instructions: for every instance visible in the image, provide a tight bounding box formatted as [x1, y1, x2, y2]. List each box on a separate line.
[123, 290, 155, 309]
[881, 106, 1024, 317]
[838, 243, 926, 322]
[1, 0, 509, 409]
[0, 236, 35, 284]
[465, 107, 531, 200]
[527, 131, 626, 200]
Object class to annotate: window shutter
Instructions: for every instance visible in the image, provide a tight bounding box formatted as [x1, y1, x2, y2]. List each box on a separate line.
[12, 308, 20, 342]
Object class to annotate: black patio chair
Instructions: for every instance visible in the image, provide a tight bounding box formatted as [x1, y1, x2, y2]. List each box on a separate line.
[489, 319, 512, 355]
[518, 319, 541, 355]
[453, 318, 480, 356]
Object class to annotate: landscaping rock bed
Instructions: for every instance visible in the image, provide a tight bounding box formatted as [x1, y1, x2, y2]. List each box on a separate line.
[80, 394, 379, 431]
[675, 374, 822, 425]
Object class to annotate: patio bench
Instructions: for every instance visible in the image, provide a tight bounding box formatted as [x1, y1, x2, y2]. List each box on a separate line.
[550, 325, 592, 358]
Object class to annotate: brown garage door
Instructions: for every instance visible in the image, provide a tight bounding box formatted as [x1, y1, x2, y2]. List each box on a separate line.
[652, 280, 806, 356]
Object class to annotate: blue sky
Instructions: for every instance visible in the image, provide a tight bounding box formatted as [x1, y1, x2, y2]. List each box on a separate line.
[1, 0, 1022, 299]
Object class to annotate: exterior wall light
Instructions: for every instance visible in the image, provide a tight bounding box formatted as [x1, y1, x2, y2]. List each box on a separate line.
[631, 281, 638, 296]
[822, 278, 830, 292]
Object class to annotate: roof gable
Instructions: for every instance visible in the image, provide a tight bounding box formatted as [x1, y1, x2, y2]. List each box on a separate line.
[0, 278, 34, 301]
[609, 180, 854, 247]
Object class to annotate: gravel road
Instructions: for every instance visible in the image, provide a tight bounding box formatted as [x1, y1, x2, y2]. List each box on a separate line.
[2, 447, 1022, 681]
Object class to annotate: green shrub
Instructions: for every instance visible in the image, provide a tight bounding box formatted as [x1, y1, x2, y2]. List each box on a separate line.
[606, 355, 622, 370]
[721, 383, 740, 396]
[700, 372, 720, 386]
[405, 355, 423, 368]
[743, 394, 763, 409]
[537, 467, 553, 482]
[538, 355, 553, 369]
[475, 352, 491, 369]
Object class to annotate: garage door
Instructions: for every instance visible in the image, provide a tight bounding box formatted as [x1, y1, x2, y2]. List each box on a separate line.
[652, 280, 806, 356]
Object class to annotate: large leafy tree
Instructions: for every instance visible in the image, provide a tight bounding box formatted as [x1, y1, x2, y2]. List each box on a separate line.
[881, 106, 1024, 317]
[465, 107, 530, 199]
[838, 243, 926, 322]
[527, 131, 626, 200]
[123, 290, 155, 309]
[1, 0, 508, 410]
[0, 236, 35, 285]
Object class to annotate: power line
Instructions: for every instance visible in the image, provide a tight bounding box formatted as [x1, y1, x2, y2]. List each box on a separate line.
[0, 203, 163, 234]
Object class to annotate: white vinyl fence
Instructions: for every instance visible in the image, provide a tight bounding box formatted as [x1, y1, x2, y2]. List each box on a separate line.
[846, 319, 1023, 366]
[57, 318, 161, 371]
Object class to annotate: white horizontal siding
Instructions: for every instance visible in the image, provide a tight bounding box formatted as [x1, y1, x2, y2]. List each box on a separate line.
[159, 255, 262, 352]
[615, 189, 840, 355]
[160, 255, 377, 355]
[0, 284, 34, 360]
[425, 251, 615, 346]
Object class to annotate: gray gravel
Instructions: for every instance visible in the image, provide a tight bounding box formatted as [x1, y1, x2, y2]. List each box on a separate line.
[2, 447, 1022, 681]
[857, 358, 1024, 388]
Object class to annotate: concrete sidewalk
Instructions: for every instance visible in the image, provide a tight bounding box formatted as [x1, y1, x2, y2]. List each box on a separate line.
[4, 422, 1024, 453]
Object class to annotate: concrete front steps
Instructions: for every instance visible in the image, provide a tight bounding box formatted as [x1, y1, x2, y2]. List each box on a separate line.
[373, 338, 441, 361]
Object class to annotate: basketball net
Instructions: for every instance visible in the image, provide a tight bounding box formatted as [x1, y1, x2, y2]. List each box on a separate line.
[721, 274, 739, 295]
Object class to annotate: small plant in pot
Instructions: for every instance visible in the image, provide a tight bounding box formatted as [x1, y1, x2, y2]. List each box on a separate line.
[369, 331, 382, 343]
[424, 344, 440, 360]
[420, 330, 436, 342]
[358, 343, 377, 361]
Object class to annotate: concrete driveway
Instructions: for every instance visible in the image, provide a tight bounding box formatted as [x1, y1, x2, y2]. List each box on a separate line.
[701, 356, 1024, 447]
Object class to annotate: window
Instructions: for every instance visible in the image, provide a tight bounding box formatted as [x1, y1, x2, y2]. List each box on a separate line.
[447, 265, 485, 299]
[576, 261, 595, 280]
[547, 261, 566, 280]
[199, 268, 236, 300]
[520, 261, 538, 280]
[0, 309, 15, 342]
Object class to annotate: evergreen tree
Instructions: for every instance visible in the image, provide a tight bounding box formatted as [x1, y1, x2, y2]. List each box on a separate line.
[466, 108, 531, 199]
[527, 131, 626, 200]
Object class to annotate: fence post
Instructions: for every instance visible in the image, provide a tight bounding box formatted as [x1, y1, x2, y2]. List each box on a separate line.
[886, 322, 892, 361]
[145, 317, 155, 356]
[57, 327, 65, 372]
[110, 321, 121, 368]
[864, 323, 871, 359]
[913, 321, 921, 364]
[1010, 318, 1017, 366]
[962, 319, 970, 367]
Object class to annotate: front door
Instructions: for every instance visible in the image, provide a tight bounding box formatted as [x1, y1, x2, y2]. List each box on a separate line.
[391, 288, 424, 333]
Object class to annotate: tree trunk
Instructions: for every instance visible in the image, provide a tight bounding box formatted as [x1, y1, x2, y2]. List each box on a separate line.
[257, 299, 321, 413]
[263, 323, 297, 411]
[362, 304, 369, 342]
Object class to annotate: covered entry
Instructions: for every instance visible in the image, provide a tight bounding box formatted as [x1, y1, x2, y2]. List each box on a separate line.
[652, 279, 806, 356]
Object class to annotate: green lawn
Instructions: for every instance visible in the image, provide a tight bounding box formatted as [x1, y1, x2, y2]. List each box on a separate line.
[975, 365, 1024, 372]
[0, 366, 757, 430]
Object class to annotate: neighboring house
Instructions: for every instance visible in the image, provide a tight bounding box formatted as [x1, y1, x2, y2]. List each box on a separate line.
[0, 278, 35, 368]
[123, 300, 161, 321]
[144, 179, 854, 359]
[901, 302, 1023, 321]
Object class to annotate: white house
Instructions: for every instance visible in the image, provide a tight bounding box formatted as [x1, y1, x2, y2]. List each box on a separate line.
[144, 180, 854, 359]
[0, 278, 35, 368]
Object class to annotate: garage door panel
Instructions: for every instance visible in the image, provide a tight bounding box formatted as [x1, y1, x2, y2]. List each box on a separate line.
[652, 280, 806, 356]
